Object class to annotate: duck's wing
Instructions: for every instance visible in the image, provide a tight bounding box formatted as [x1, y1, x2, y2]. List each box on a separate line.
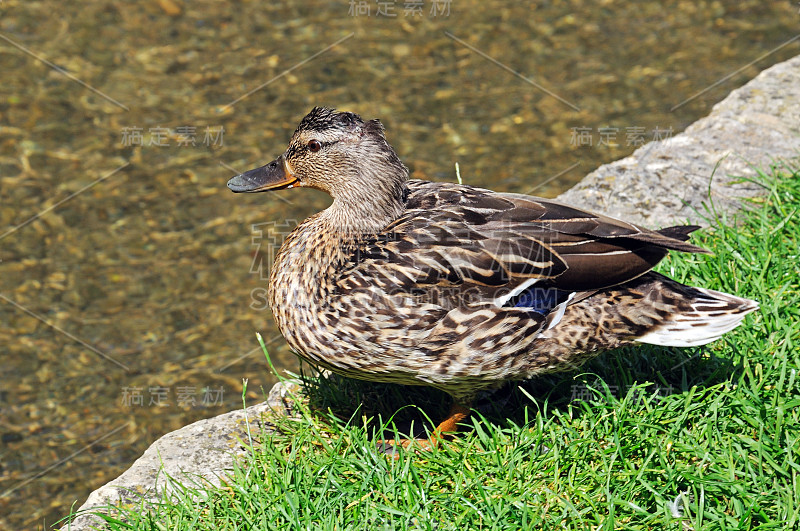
[335, 180, 706, 316]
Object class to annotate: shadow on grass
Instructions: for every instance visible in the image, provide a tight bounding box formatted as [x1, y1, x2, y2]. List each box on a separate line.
[297, 339, 739, 442]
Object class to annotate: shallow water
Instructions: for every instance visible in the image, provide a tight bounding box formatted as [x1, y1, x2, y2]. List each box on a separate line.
[0, 0, 798, 528]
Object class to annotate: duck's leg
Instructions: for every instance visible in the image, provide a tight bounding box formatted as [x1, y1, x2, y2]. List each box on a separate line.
[431, 402, 471, 439]
[378, 401, 471, 455]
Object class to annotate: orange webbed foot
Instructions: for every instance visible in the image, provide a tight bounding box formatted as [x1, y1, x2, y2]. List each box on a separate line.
[377, 402, 471, 457]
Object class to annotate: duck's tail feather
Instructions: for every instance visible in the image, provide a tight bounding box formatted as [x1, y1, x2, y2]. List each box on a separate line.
[656, 224, 701, 242]
[624, 224, 710, 254]
[633, 280, 758, 347]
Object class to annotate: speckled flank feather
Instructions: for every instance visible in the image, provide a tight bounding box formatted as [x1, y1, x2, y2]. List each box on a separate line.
[233, 107, 759, 406]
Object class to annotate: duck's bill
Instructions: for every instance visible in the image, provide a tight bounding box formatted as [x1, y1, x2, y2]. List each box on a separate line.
[227, 155, 298, 193]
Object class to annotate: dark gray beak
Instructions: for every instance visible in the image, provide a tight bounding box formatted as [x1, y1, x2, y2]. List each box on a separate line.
[227, 154, 298, 193]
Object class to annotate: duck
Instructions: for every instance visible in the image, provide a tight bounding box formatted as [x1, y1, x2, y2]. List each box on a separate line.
[227, 106, 758, 450]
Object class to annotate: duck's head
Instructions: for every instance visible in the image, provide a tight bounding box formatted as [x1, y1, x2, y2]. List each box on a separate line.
[228, 107, 409, 232]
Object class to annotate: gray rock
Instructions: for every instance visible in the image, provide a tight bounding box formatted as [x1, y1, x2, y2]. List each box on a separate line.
[557, 54, 800, 227]
[61, 380, 301, 531]
[62, 54, 800, 530]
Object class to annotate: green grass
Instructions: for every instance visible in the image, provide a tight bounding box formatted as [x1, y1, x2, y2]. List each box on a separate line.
[76, 166, 799, 530]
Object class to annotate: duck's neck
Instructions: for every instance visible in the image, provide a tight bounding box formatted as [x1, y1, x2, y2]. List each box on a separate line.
[320, 161, 408, 235]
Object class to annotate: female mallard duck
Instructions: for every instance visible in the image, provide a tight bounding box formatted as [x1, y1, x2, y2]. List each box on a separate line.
[228, 107, 758, 448]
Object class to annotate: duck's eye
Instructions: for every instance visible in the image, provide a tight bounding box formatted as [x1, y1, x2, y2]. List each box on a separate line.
[307, 139, 322, 153]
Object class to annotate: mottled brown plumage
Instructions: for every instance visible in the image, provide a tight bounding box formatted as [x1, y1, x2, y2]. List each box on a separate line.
[228, 107, 758, 444]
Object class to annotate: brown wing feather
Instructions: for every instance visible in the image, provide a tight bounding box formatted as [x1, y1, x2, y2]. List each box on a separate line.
[337, 180, 707, 308]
